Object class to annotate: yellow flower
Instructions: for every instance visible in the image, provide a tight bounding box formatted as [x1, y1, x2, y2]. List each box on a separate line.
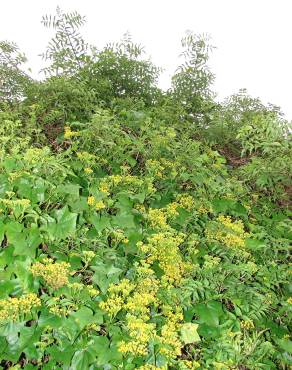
[206, 215, 249, 250]
[64, 126, 79, 139]
[82, 250, 95, 261]
[30, 259, 70, 290]
[176, 194, 195, 211]
[240, 320, 254, 330]
[87, 285, 99, 297]
[87, 196, 96, 206]
[287, 297, 292, 305]
[84, 167, 93, 174]
[148, 208, 169, 230]
[48, 297, 77, 317]
[138, 231, 192, 286]
[95, 200, 106, 211]
[0, 293, 41, 322]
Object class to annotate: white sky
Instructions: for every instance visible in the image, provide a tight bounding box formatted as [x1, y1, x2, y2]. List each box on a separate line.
[1, 0, 292, 119]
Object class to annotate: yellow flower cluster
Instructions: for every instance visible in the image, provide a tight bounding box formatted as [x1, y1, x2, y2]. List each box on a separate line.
[87, 196, 106, 211]
[82, 250, 95, 262]
[84, 167, 93, 174]
[30, 258, 71, 289]
[0, 293, 41, 322]
[179, 360, 200, 369]
[206, 215, 249, 250]
[159, 307, 184, 358]
[135, 204, 146, 213]
[137, 231, 192, 286]
[146, 159, 165, 178]
[287, 297, 292, 305]
[98, 174, 144, 195]
[48, 297, 77, 317]
[217, 215, 247, 235]
[175, 194, 195, 211]
[119, 315, 156, 356]
[240, 319, 254, 330]
[64, 126, 80, 139]
[99, 279, 135, 317]
[146, 158, 179, 179]
[68, 282, 84, 291]
[101, 256, 194, 362]
[76, 151, 96, 162]
[147, 208, 169, 230]
[139, 365, 167, 370]
[197, 205, 211, 214]
[147, 195, 196, 230]
[111, 229, 129, 244]
[165, 202, 180, 218]
[23, 147, 50, 164]
[68, 282, 99, 297]
[87, 285, 99, 297]
[0, 198, 31, 208]
[101, 263, 161, 356]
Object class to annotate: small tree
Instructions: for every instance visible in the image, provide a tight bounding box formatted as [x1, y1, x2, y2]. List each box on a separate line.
[171, 32, 215, 118]
[41, 7, 89, 76]
[0, 41, 31, 102]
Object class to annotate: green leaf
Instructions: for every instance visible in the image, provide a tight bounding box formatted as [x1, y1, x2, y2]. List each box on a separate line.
[46, 206, 77, 240]
[71, 349, 92, 370]
[194, 301, 224, 326]
[89, 214, 111, 232]
[113, 211, 136, 229]
[180, 323, 200, 344]
[71, 307, 94, 329]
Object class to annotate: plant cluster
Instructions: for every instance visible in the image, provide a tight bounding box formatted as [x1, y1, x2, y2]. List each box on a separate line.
[0, 8, 291, 370]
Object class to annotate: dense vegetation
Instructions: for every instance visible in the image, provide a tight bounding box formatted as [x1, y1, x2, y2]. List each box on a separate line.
[0, 8, 291, 370]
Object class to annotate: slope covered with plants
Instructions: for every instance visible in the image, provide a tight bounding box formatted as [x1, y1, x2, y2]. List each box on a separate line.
[0, 8, 291, 370]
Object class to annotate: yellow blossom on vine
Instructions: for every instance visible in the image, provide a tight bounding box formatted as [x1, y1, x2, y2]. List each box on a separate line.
[84, 167, 93, 174]
[135, 204, 146, 213]
[64, 126, 79, 139]
[87, 195, 96, 206]
[240, 320, 254, 330]
[95, 200, 106, 211]
[68, 282, 84, 291]
[147, 208, 169, 230]
[118, 315, 156, 356]
[179, 360, 200, 369]
[30, 259, 71, 289]
[118, 340, 148, 356]
[87, 285, 99, 297]
[137, 231, 192, 286]
[206, 215, 249, 250]
[0, 293, 41, 322]
[158, 309, 183, 358]
[82, 250, 95, 264]
[0, 198, 31, 209]
[176, 194, 195, 211]
[165, 202, 180, 218]
[48, 297, 77, 317]
[100, 279, 135, 317]
[139, 365, 167, 370]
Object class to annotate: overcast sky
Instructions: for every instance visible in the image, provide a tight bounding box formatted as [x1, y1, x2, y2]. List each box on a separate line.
[1, 0, 291, 119]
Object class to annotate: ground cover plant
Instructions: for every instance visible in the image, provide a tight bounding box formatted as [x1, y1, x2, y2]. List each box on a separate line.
[0, 8, 291, 370]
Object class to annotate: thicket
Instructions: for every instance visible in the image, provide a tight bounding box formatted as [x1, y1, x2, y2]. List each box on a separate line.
[0, 8, 291, 370]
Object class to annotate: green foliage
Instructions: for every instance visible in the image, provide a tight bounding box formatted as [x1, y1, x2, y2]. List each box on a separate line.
[78, 33, 161, 107]
[24, 75, 95, 128]
[41, 7, 89, 76]
[0, 8, 291, 370]
[171, 32, 215, 119]
[0, 41, 31, 102]
[203, 89, 279, 150]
